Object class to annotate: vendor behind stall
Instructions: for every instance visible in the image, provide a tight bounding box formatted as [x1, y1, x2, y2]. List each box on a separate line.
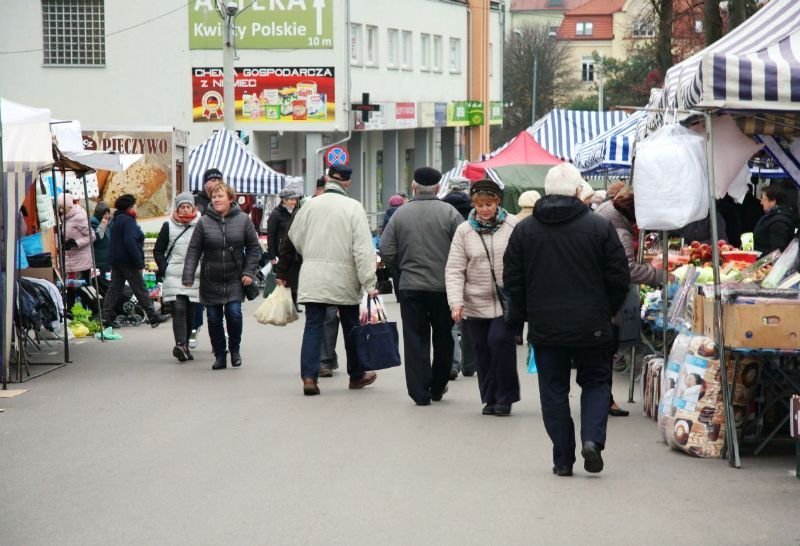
[753, 185, 796, 255]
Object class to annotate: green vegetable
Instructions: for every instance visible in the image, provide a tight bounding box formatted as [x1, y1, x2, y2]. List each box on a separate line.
[70, 302, 101, 335]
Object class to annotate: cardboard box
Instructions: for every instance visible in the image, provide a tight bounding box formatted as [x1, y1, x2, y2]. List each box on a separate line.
[19, 267, 54, 282]
[703, 298, 800, 350]
[691, 293, 704, 335]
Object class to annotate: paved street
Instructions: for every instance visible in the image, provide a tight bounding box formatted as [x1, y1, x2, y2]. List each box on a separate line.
[1, 298, 798, 545]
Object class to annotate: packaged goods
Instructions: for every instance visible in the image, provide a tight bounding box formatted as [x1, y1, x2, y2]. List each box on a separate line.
[642, 355, 664, 420]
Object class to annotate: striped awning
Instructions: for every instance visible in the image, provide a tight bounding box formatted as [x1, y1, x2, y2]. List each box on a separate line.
[437, 160, 470, 197]
[189, 129, 286, 194]
[575, 111, 647, 173]
[530, 109, 628, 162]
[646, 0, 800, 120]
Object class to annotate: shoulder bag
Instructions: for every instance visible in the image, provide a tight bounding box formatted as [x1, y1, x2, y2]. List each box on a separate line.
[478, 233, 510, 320]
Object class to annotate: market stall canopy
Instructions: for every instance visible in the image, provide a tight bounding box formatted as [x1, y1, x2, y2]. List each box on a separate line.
[530, 109, 628, 162]
[51, 120, 143, 173]
[463, 131, 562, 181]
[1, 98, 53, 171]
[575, 110, 647, 175]
[189, 129, 286, 195]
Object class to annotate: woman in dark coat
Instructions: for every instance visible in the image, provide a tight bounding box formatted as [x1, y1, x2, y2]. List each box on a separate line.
[753, 185, 796, 255]
[266, 184, 303, 307]
[183, 181, 261, 370]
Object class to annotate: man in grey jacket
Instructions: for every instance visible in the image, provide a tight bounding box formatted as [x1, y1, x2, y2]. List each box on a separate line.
[380, 167, 464, 406]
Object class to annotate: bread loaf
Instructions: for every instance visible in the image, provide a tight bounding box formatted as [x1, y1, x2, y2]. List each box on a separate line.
[103, 163, 168, 215]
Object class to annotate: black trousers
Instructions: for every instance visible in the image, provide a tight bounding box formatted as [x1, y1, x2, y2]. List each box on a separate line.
[534, 344, 611, 469]
[399, 290, 453, 404]
[465, 317, 520, 406]
[102, 265, 156, 320]
[172, 295, 197, 346]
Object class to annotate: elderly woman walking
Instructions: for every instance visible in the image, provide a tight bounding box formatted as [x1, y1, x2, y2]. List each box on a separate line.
[154, 193, 201, 362]
[266, 182, 304, 310]
[183, 180, 261, 370]
[446, 179, 521, 416]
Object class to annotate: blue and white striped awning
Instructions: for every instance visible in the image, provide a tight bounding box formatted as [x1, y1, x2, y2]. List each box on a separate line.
[530, 109, 629, 162]
[647, 0, 800, 119]
[189, 129, 286, 194]
[575, 111, 647, 174]
[437, 160, 470, 197]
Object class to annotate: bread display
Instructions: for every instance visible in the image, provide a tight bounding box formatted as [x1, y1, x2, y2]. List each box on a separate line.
[102, 162, 169, 217]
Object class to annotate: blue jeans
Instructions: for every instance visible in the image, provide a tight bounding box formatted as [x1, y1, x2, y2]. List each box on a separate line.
[206, 302, 243, 357]
[301, 303, 363, 380]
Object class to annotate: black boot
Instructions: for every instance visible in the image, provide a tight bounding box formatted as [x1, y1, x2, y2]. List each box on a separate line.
[149, 312, 170, 328]
[230, 352, 242, 367]
[212, 354, 227, 370]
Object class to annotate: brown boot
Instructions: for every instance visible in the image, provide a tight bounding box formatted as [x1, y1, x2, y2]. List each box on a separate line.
[303, 378, 320, 396]
[348, 371, 377, 390]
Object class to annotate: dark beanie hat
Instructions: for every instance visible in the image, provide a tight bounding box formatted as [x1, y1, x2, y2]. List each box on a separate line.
[328, 164, 352, 181]
[203, 168, 224, 184]
[316, 176, 327, 188]
[470, 179, 502, 199]
[93, 201, 110, 219]
[414, 166, 442, 186]
[114, 194, 136, 211]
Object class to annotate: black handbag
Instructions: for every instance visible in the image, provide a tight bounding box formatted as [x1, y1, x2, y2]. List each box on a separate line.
[349, 298, 401, 371]
[478, 233, 510, 320]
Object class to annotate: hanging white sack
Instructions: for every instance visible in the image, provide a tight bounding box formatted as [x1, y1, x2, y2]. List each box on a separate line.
[633, 124, 709, 230]
[708, 115, 762, 199]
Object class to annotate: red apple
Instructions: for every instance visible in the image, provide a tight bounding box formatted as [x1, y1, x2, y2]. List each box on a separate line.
[690, 241, 701, 249]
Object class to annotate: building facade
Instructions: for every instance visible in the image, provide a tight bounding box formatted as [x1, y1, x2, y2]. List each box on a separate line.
[0, 0, 504, 222]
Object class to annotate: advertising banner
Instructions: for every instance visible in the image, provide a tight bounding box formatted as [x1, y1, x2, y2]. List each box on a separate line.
[419, 103, 435, 128]
[192, 67, 335, 124]
[82, 130, 174, 220]
[353, 102, 394, 131]
[395, 102, 417, 129]
[490, 101, 504, 126]
[447, 101, 485, 127]
[188, 0, 334, 50]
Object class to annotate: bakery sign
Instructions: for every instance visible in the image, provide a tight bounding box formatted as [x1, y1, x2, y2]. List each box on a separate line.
[188, 0, 334, 50]
[192, 67, 336, 124]
[82, 131, 173, 220]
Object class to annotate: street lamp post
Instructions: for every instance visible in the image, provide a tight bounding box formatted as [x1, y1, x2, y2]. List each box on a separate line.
[223, 2, 239, 130]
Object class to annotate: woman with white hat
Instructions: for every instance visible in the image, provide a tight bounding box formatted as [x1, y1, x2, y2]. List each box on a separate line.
[154, 192, 201, 362]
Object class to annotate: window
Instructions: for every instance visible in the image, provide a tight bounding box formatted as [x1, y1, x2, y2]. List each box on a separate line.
[350, 23, 363, 65]
[576, 22, 593, 36]
[433, 35, 443, 72]
[420, 33, 431, 71]
[695, 19, 703, 34]
[366, 25, 379, 66]
[387, 28, 399, 68]
[581, 57, 594, 82]
[449, 37, 461, 73]
[42, 0, 105, 66]
[631, 20, 655, 38]
[401, 30, 413, 70]
[547, 0, 564, 6]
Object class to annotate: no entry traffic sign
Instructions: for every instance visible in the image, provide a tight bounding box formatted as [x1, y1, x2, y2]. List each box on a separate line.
[325, 146, 350, 166]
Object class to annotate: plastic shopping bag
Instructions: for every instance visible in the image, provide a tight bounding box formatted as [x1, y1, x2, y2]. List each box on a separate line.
[359, 293, 386, 324]
[254, 285, 298, 326]
[527, 344, 538, 374]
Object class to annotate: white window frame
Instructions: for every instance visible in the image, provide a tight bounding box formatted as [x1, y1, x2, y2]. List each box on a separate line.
[420, 33, 431, 72]
[366, 25, 379, 67]
[42, 0, 106, 66]
[576, 22, 593, 37]
[432, 35, 443, 73]
[449, 37, 462, 74]
[631, 19, 655, 38]
[401, 30, 413, 70]
[387, 28, 399, 69]
[581, 57, 595, 82]
[350, 23, 363, 66]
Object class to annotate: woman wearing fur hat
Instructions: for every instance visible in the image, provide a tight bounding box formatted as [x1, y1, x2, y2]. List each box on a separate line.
[154, 193, 201, 362]
[58, 193, 95, 312]
[446, 179, 521, 416]
[267, 183, 303, 309]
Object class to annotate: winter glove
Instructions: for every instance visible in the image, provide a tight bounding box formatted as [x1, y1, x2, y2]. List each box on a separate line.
[63, 238, 78, 250]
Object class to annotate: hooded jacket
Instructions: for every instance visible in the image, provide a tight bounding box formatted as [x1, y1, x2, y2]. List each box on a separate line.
[503, 195, 630, 348]
[182, 203, 261, 305]
[62, 201, 95, 273]
[109, 210, 145, 270]
[753, 206, 796, 255]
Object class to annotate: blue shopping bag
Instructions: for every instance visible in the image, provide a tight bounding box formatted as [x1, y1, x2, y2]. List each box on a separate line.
[21, 233, 44, 257]
[527, 343, 538, 374]
[350, 298, 401, 371]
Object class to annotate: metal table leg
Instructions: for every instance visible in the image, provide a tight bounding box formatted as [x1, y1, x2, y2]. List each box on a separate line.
[627, 344, 636, 403]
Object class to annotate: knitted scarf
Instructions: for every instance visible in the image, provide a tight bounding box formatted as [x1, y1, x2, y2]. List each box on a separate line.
[172, 210, 197, 225]
[468, 207, 507, 234]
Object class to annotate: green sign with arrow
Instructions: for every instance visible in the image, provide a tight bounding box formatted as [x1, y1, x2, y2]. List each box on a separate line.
[189, 0, 334, 50]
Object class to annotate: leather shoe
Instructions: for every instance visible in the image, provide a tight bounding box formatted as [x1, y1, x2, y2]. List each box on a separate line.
[432, 385, 448, 402]
[482, 404, 495, 416]
[319, 367, 333, 378]
[349, 371, 377, 390]
[230, 352, 242, 367]
[449, 369, 458, 381]
[552, 466, 573, 477]
[303, 378, 320, 396]
[609, 406, 630, 417]
[581, 441, 604, 473]
[212, 354, 227, 370]
[494, 404, 511, 416]
[149, 312, 170, 328]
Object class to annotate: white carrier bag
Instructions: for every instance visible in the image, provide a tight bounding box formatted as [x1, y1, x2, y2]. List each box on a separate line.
[633, 123, 709, 230]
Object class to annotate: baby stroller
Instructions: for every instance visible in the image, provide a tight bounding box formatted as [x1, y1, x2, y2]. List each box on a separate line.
[96, 276, 148, 327]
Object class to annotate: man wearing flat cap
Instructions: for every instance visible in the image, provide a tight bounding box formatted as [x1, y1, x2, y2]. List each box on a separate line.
[286, 164, 379, 396]
[380, 166, 464, 406]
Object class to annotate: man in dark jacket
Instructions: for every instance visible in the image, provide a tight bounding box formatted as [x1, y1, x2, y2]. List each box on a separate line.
[503, 163, 630, 476]
[380, 167, 464, 406]
[102, 194, 169, 328]
[753, 185, 796, 254]
[194, 168, 223, 215]
[441, 177, 472, 221]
